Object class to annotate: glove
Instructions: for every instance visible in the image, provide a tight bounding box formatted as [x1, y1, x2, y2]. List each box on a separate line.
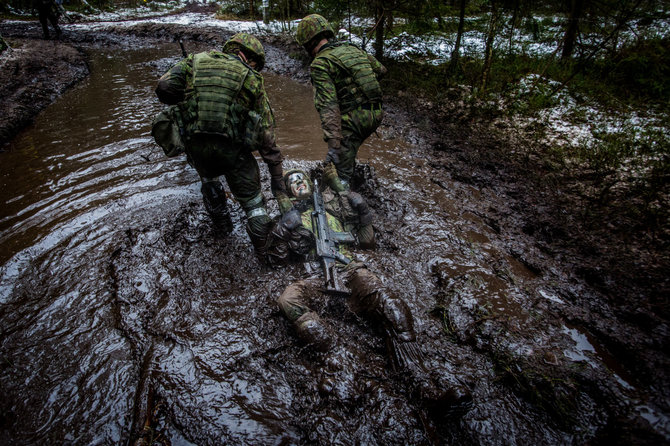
[271, 176, 285, 197]
[347, 192, 372, 226]
[268, 162, 285, 197]
[325, 139, 341, 165]
[276, 193, 294, 215]
[268, 209, 314, 259]
[323, 162, 348, 192]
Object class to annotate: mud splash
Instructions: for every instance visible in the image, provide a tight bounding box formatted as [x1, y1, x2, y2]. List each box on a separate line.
[1, 20, 668, 445]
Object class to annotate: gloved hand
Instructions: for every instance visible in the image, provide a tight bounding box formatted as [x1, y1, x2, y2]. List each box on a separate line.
[323, 162, 348, 192]
[347, 192, 372, 226]
[325, 139, 341, 165]
[276, 193, 294, 215]
[268, 162, 286, 197]
[268, 208, 313, 259]
[271, 176, 285, 197]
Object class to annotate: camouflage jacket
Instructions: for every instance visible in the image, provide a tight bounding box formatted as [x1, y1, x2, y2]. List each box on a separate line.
[155, 50, 282, 169]
[267, 187, 373, 265]
[310, 41, 387, 142]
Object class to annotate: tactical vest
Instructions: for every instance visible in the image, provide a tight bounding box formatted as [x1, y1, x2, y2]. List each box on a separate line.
[314, 42, 382, 114]
[188, 51, 250, 138]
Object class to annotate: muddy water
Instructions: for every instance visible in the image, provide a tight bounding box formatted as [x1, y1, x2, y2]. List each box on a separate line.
[1, 43, 662, 445]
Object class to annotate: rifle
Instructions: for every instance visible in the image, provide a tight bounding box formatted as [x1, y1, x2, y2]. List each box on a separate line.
[311, 179, 356, 294]
[178, 39, 187, 58]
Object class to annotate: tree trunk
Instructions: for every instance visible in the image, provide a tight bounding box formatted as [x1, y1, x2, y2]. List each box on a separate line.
[449, 0, 467, 73]
[374, 1, 386, 60]
[481, 0, 499, 91]
[561, 0, 584, 60]
[508, 0, 520, 53]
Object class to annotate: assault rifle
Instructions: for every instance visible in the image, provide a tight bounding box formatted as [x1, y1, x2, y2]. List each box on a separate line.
[311, 179, 356, 294]
[178, 39, 187, 58]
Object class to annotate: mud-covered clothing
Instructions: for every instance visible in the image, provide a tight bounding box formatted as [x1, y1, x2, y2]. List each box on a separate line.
[155, 50, 283, 206]
[310, 41, 386, 181]
[277, 264, 416, 342]
[34, 0, 60, 39]
[268, 186, 373, 265]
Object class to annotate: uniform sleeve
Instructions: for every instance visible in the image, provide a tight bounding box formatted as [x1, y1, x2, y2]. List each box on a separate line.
[255, 85, 283, 169]
[155, 56, 193, 105]
[367, 53, 387, 80]
[310, 60, 342, 142]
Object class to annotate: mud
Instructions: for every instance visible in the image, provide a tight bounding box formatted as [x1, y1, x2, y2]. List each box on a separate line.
[1, 13, 669, 446]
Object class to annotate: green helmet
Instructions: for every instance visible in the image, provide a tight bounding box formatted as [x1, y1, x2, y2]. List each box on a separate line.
[296, 14, 334, 47]
[223, 32, 266, 71]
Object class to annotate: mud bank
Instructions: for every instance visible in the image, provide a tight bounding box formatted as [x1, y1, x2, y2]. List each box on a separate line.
[1, 14, 669, 446]
[0, 36, 88, 146]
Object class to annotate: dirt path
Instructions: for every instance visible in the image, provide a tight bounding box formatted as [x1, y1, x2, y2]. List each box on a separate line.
[1, 16, 668, 445]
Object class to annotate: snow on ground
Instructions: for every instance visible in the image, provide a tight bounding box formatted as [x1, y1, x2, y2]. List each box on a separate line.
[7, 0, 669, 158]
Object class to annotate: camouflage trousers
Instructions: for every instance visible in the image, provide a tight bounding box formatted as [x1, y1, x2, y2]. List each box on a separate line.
[185, 133, 263, 211]
[277, 262, 416, 343]
[337, 106, 383, 182]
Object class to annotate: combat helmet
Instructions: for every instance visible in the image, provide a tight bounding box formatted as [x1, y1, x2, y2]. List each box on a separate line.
[296, 14, 334, 48]
[223, 32, 266, 71]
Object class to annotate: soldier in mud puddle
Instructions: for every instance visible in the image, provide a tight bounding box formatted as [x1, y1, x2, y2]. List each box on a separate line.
[296, 14, 386, 190]
[155, 32, 285, 256]
[265, 164, 472, 408]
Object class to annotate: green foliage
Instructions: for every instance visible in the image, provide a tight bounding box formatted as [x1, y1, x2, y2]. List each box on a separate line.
[593, 37, 670, 105]
[0, 35, 8, 54]
[381, 58, 452, 96]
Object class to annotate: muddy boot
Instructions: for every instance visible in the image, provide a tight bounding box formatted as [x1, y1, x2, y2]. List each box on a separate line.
[201, 180, 233, 234]
[390, 337, 472, 413]
[246, 213, 272, 261]
[294, 312, 333, 353]
[318, 344, 360, 403]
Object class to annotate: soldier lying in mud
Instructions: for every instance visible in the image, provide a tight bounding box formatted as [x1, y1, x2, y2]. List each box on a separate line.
[265, 164, 472, 408]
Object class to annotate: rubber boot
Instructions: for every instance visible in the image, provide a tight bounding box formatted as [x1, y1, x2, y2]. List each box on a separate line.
[390, 338, 472, 412]
[246, 214, 273, 261]
[318, 344, 360, 402]
[201, 181, 233, 234]
[294, 312, 333, 353]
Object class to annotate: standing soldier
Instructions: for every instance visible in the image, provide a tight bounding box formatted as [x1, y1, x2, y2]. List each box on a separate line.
[155, 33, 285, 257]
[33, 0, 62, 40]
[296, 14, 387, 191]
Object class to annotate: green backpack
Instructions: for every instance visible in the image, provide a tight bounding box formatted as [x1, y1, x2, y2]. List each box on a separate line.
[151, 105, 185, 158]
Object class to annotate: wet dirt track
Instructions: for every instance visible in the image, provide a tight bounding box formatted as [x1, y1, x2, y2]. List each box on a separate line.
[1, 16, 669, 445]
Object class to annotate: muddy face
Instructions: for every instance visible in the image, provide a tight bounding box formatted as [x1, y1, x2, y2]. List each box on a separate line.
[0, 24, 668, 446]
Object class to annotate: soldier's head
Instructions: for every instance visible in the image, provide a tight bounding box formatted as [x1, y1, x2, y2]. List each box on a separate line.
[296, 14, 334, 55]
[284, 169, 313, 200]
[223, 32, 266, 71]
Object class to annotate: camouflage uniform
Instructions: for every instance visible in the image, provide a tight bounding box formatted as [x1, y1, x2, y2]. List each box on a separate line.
[310, 42, 386, 183]
[266, 170, 436, 396]
[268, 169, 472, 406]
[155, 34, 284, 254]
[296, 14, 386, 185]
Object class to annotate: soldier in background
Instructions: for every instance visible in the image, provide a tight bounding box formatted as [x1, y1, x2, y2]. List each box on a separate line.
[33, 0, 62, 40]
